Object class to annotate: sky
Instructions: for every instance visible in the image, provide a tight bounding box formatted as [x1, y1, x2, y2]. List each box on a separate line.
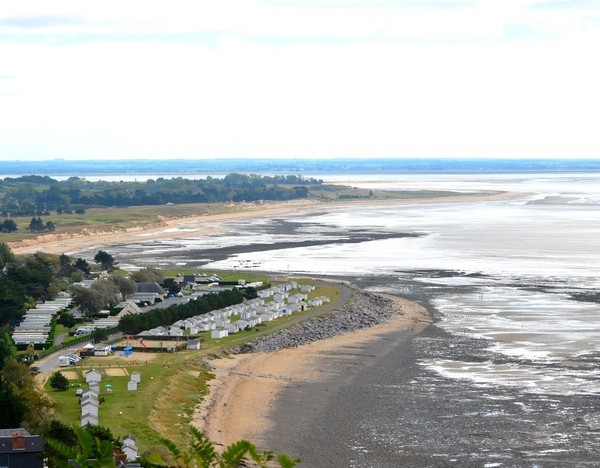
[1, 1, 599, 161]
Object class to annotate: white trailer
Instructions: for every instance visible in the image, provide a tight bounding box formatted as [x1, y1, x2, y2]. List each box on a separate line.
[58, 355, 71, 367]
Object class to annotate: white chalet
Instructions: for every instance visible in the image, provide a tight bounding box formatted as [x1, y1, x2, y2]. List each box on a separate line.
[211, 328, 228, 339]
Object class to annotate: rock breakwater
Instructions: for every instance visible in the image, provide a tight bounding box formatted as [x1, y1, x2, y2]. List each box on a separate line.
[236, 290, 398, 353]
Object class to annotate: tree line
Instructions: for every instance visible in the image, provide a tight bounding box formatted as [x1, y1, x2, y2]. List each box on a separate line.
[0, 173, 322, 217]
[118, 288, 244, 335]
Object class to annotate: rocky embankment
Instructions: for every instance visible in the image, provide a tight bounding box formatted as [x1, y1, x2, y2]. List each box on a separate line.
[236, 290, 398, 354]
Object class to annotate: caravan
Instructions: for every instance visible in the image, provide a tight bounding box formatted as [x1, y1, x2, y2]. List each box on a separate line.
[58, 355, 70, 367]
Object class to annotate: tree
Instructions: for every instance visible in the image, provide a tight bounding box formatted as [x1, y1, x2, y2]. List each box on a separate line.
[41, 420, 78, 468]
[6, 255, 55, 302]
[49, 371, 70, 391]
[57, 312, 76, 329]
[91, 279, 120, 308]
[148, 427, 300, 468]
[1, 219, 17, 233]
[163, 278, 181, 295]
[110, 275, 136, 300]
[0, 375, 27, 428]
[0, 242, 14, 270]
[44, 426, 116, 468]
[90, 328, 109, 343]
[70, 285, 104, 318]
[29, 216, 45, 232]
[93, 250, 118, 271]
[74, 257, 91, 275]
[57, 254, 75, 277]
[243, 286, 258, 300]
[45, 220, 56, 232]
[131, 267, 164, 283]
[0, 276, 26, 324]
[0, 327, 15, 370]
[1, 358, 54, 432]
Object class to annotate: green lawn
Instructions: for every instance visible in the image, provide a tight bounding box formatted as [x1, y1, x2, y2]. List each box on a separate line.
[47, 352, 205, 449]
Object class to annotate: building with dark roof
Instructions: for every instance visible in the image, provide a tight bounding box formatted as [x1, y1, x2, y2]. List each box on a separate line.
[0, 428, 44, 468]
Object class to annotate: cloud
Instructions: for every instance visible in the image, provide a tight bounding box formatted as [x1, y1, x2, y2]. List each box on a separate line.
[0, 15, 86, 29]
[0, 1, 599, 159]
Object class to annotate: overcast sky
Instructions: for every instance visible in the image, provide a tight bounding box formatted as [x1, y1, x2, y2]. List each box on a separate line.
[1, 0, 599, 161]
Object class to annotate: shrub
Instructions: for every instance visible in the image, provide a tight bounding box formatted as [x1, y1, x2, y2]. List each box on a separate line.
[49, 371, 69, 391]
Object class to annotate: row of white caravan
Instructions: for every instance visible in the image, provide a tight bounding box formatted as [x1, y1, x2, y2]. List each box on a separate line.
[137, 282, 329, 342]
[11, 294, 72, 345]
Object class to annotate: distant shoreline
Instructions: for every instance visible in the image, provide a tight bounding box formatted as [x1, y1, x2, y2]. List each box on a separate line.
[9, 190, 520, 256]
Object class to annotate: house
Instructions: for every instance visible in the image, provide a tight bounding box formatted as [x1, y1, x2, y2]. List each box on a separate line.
[81, 412, 98, 427]
[81, 402, 98, 418]
[186, 338, 201, 350]
[215, 318, 230, 328]
[115, 302, 143, 317]
[258, 289, 273, 299]
[197, 321, 214, 332]
[211, 328, 228, 339]
[273, 292, 288, 302]
[168, 326, 183, 337]
[127, 381, 138, 391]
[224, 323, 239, 334]
[122, 435, 138, 462]
[246, 317, 260, 327]
[287, 294, 301, 304]
[85, 369, 102, 384]
[94, 345, 112, 356]
[131, 372, 141, 383]
[135, 282, 166, 295]
[0, 428, 45, 468]
[80, 392, 99, 406]
[234, 320, 250, 331]
[259, 312, 275, 323]
[240, 310, 256, 320]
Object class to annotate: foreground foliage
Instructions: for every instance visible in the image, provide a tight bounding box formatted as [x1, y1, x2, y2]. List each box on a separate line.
[45, 426, 300, 468]
[148, 427, 300, 468]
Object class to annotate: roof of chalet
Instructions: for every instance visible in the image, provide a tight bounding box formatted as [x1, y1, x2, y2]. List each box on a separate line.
[135, 282, 166, 294]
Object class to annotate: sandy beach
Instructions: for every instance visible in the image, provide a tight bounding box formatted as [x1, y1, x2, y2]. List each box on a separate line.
[10, 190, 521, 256]
[192, 296, 431, 449]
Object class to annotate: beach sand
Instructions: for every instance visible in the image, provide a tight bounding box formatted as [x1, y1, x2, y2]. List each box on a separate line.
[192, 296, 431, 450]
[9, 191, 521, 256]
